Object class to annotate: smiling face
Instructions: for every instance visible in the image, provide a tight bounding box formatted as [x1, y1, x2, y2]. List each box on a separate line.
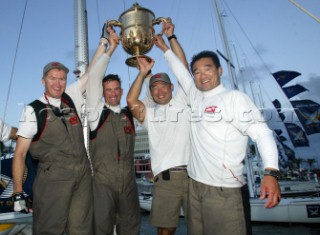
[42, 68, 67, 98]
[103, 80, 123, 106]
[150, 81, 173, 105]
[192, 57, 223, 92]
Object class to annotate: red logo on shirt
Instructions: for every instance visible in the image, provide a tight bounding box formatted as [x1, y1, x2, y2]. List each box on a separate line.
[124, 126, 134, 134]
[69, 115, 79, 125]
[204, 106, 218, 113]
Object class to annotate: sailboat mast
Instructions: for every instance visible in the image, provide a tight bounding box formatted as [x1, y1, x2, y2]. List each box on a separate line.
[73, 0, 89, 78]
[73, 0, 93, 174]
[212, 0, 238, 90]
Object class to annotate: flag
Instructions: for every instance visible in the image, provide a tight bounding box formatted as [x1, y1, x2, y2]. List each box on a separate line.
[274, 129, 283, 136]
[284, 122, 309, 147]
[272, 99, 286, 121]
[291, 99, 320, 135]
[280, 142, 295, 161]
[272, 99, 281, 110]
[272, 70, 301, 87]
[282, 84, 308, 99]
[277, 135, 287, 142]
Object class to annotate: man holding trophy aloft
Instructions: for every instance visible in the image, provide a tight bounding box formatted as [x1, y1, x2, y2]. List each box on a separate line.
[127, 17, 190, 235]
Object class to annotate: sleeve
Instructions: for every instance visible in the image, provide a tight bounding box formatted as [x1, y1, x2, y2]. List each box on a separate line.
[86, 53, 111, 130]
[16, 106, 37, 139]
[229, 91, 265, 133]
[246, 123, 279, 170]
[65, 80, 84, 118]
[0, 119, 12, 142]
[141, 76, 155, 107]
[163, 49, 194, 104]
[232, 91, 279, 170]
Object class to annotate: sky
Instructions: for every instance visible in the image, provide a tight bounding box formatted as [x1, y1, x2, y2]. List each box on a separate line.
[1, 0, 319, 133]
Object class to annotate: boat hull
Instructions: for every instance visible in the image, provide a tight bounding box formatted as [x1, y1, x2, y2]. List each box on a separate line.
[139, 196, 320, 223]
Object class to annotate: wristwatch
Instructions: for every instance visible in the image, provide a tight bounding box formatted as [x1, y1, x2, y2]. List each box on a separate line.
[264, 169, 281, 180]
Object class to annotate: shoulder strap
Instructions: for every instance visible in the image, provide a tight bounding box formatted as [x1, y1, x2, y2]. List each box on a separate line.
[61, 93, 76, 110]
[121, 106, 135, 132]
[29, 100, 47, 141]
[89, 106, 135, 140]
[89, 107, 111, 140]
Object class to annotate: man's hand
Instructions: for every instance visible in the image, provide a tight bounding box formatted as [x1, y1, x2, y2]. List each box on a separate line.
[101, 21, 109, 39]
[13, 192, 32, 214]
[153, 34, 170, 52]
[162, 17, 174, 37]
[259, 175, 281, 208]
[108, 28, 120, 49]
[137, 57, 154, 77]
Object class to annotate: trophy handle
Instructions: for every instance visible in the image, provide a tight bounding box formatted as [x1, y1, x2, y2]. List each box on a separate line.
[152, 17, 167, 35]
[107, 20, 123, 28]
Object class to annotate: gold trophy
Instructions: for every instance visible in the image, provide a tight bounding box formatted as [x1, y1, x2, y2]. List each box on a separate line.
[108, 2, 166, 67]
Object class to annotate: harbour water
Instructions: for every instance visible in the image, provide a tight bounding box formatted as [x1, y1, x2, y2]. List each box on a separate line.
[140, 210, 320, 235]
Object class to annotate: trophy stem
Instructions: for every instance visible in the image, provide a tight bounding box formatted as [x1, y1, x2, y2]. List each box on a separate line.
[125, 55, 153, 67]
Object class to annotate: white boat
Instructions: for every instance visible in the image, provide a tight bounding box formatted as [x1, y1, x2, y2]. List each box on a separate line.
[250, 197, 320, 223]
[136, 157, 320, 223]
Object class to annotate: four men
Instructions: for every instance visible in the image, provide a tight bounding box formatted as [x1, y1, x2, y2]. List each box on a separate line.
[10, 17, 281, 235]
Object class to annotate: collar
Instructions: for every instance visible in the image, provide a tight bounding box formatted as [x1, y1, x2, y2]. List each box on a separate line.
[42, 93, 61, 107]
[105, 103, 121, 113]
[154, 99, 173, 109]
[202, 84, 226, 98]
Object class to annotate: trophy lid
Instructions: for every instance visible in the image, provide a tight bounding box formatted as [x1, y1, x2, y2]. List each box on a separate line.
[119, 2, 155, 19]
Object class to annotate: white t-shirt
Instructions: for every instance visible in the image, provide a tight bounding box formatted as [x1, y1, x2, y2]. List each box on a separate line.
[17, 80, 84, 139]
[0, 119, 12, 142]
[143, 98, 190, 176]
[142, 50, 191, 176]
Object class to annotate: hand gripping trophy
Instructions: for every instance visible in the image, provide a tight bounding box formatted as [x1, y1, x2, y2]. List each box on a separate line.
[108, 2, 166, 67]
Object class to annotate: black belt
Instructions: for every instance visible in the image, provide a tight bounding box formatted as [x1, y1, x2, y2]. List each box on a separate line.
[161, 166, 187, 181]
[169, 166, 187, 171]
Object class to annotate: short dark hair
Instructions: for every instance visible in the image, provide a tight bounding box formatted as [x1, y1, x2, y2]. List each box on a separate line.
[102, 74, 122, 87]
[190, 51, 221, 74]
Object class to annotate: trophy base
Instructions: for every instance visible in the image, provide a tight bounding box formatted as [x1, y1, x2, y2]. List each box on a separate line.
[125, 55, 153, 67]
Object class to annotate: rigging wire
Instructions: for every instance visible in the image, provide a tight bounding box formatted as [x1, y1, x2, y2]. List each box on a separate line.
[289, 0, 320, 24]
[1, 0, 28, 124]
[122, 0, 132, 88]
[208, 0, 220, 51]
[95, 0, 101, 31]
[219, 0, 289, 109]
[220, 0, 272, 76]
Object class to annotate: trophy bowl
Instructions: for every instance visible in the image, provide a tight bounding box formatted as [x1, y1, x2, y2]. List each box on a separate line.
[109, 3, 165, 67]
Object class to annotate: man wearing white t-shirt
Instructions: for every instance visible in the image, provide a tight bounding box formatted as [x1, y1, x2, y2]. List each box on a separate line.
[127, 20, 190, 235]
[156, 36, 281, 234]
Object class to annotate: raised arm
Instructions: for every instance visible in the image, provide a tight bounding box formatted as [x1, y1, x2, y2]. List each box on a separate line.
[127, 58, 154, 122]
[154, 34, 193, 95]
[162, 18, 189, 70]
[86, 24, 119, 127]
[78, 22, 119, 93]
